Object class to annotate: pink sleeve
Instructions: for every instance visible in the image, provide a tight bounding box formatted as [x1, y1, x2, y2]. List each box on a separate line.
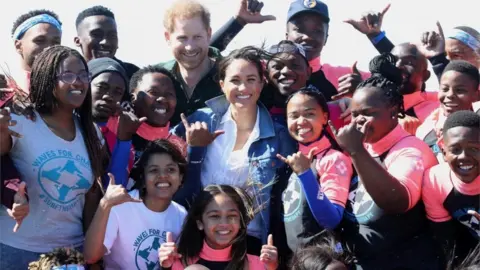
[246, 254, 264, 269]
[316, 150, 353, 207]
[422, 166, 453, 222]
[384, 140, 438, 210]
[327, 103, 346, 130]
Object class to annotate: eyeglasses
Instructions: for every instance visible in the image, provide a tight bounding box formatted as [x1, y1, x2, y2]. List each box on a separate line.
[57, 72, 91, 84]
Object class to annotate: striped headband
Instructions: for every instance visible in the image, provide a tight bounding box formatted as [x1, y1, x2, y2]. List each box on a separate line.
[13, 14, 62, 40]
[446, 28, 480, 53]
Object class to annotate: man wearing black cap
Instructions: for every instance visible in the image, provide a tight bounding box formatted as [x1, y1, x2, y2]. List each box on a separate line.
[211, 0, 368, 101]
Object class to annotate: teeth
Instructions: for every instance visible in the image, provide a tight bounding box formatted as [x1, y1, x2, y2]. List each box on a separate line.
[237, 95, 251, 100]
[460, 165, 473, 170]
[71, 90, 82, 94]
[184, 52, 199, 57]
[280, 79, 294, 84]
[155, 108, 166, 114]
[217, 230, 230, 235]
[96, 50, 111, 56]
[298, 128, 311, 135]
[156, 183, 170, 188]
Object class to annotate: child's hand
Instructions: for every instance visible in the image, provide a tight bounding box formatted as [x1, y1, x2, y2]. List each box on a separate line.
[0, 107, 21, 138]
[181, 113, 224, 147]
[277, 148, 317, 175]
[398, 114, 421, 135]
[260, 234, 278, 270]
[6, 182, 28, 232]
[116, 102, 147, 141]
[159, 232, 182, 268]
[101, 173, 142, 208]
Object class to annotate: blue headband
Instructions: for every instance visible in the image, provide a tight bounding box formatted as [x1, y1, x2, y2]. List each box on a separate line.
[447, 28, 480, 53]
[13, 14, 62, 40]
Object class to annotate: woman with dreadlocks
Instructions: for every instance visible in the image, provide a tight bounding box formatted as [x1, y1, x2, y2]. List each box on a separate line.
[0, 45, 105, 270]
[329, 53, 443, 269]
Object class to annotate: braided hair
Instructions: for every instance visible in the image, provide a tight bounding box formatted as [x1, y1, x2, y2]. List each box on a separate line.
[28, 248, 85, 270]
[29, 45, 105, 179]
[357, 52, 405, 118]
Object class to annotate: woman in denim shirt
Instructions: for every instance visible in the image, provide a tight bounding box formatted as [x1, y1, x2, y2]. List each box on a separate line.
[171, 46, 296, 255]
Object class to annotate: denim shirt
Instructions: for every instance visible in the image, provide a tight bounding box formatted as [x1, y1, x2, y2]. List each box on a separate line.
[171, 95, 296, 243]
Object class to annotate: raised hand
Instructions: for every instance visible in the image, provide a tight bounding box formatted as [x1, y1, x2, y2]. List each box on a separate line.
[344, 4, 391, 36]
[329, 120, 370, 155]
[260, 234, 278, 270]
[159, 232, 181, 268]
[398, 114, 421, 135]
[181, 113, 224, 147]
[6, 182, 29, 232]
[116, 102, 147, 141]
[418, 21, 445, 58]
[0, 107, 21, 138]
[235, 0, 276, 25]
[101, 173, 142, 208]
[332, 62, 362, 100]
[277, 147, 317, 175]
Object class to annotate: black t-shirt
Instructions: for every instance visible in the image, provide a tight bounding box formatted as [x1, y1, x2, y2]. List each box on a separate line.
[339, 148, 442, 269]
[308, 69, 339, 101]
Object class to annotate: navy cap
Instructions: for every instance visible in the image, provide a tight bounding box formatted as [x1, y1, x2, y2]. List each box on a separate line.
[287, 0, 329, 23]
[268, 40, 308, 63]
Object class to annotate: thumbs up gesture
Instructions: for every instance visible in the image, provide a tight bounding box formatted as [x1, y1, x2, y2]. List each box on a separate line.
[181, 113, 225, 147]
[277, 148, 317, 175]
[159, 232, 182, 268]
[260, 234, 278, 270]
[6, 182, 29, 232]
[332, 62, 363, 100]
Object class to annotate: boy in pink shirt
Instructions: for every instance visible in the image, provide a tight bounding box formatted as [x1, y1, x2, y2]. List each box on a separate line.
[422, 110, 480, 264]
[417, 60, 480, 162]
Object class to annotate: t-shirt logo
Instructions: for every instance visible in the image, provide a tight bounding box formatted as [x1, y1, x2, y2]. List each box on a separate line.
[134, 229, 167, 270]
[453, 208, 480, 239]
[303, 0, 317, 8]
[282, 176, 303, 223]
[344, 176, 375, 223]
[33, 150, 92, 212]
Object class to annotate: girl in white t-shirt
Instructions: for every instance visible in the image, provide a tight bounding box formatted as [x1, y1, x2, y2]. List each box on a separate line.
[83, 139, 188, 270]
[0, 45, 105, 270]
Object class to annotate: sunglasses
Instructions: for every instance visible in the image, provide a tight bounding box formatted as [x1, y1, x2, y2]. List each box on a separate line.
[57, 72, 91, 84]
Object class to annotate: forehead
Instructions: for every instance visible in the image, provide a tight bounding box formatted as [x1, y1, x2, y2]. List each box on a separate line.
[22, 23, 61, 39]
[225, 59, 259, 75]
[352, 87, 386, 108]
[138, 72, 173, 88]
[205, 193, 238, 211]
[146, 153, 175, 166]
[288, 93, 319, 108]
[170, 16, 208, 34]
[79, 15, 117, 32]
[59, 55, 86, 71]
[441, 70, 477, 87]
[444, 126, 480, 144]
[446, 38, 473, 52]
[392, 44, 419, 58]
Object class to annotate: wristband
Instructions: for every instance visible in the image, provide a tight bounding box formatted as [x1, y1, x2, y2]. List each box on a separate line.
[371, 31, 386, 45]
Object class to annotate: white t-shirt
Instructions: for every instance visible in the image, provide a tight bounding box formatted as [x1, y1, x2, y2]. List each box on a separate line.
[0, 112, 102, 252]
[103, 190, 187, 270]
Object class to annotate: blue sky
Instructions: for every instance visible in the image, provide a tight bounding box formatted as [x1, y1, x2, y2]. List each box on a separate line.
[1, 0, 478, 90]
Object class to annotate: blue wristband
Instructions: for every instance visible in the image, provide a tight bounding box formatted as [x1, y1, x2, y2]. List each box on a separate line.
[371, 31, 386, 45]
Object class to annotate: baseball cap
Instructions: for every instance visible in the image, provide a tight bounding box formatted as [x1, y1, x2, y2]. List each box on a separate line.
[267, 40, 308, 63]
[287, 0, 329, 23]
